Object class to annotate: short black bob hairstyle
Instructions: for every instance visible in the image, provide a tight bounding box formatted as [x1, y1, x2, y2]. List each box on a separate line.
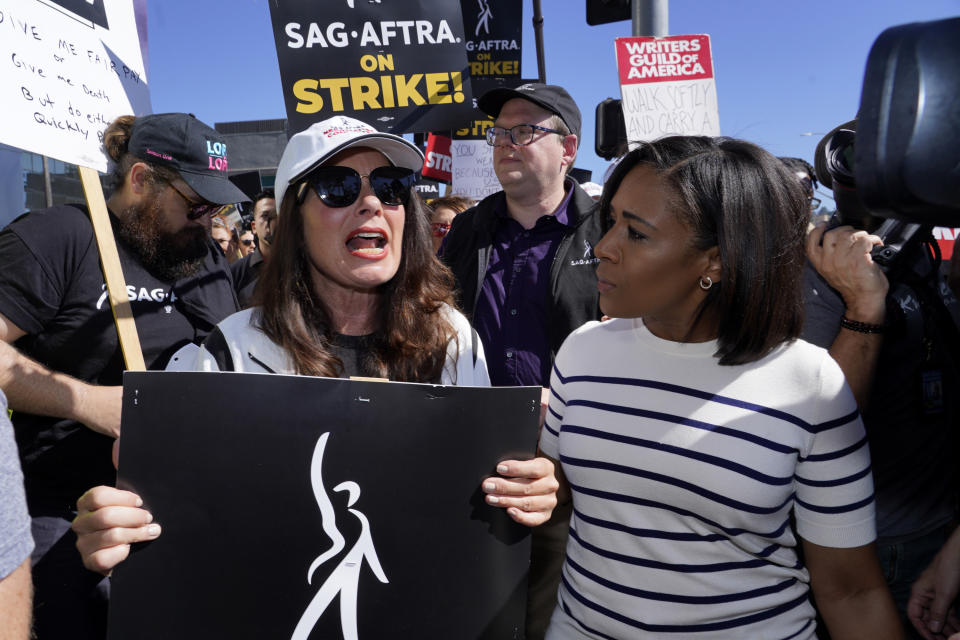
[599, 136, 808, 366]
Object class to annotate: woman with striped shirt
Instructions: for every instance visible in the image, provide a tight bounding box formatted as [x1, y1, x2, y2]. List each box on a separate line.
[540, 137, 902, 639]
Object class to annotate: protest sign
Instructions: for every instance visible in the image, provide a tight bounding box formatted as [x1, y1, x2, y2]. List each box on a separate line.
[460, 0, 522, 86]
[109, 371, 540, 640]
[0, 0, 150, 370]
[933, 227, 960, 261]
[451, 120, 500, 201]
[414, 176, 442, 199]
[422, 132, 452, 182]
[0, 0, 150, 171]
[616, 35, 720, 144]
[269, 0, 476, 135]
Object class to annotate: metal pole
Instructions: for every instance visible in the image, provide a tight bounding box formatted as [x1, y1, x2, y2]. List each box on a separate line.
[532, 0, 546, 83]
[632, 0, 668, 37]
[42, 155, 53, 207]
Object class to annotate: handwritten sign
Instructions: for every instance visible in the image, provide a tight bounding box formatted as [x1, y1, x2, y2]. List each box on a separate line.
[616, 35, 720, 144]
[0, 0, 150, 171]
[451, 118, 500, 201]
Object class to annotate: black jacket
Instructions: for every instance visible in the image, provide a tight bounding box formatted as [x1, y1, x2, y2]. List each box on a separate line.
[441, 181, 605, 361]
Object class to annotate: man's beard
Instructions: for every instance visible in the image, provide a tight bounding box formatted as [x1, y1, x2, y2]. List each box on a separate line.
[116, 197, 209, 282]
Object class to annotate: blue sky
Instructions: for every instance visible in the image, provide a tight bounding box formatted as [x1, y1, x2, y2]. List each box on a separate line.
[145, 0, 959, 197]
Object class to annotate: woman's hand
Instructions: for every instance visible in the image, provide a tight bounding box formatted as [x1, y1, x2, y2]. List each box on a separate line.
[481, 457, 559, 527]
[907, 526, 960, 640]
[72, 486, 160, 575]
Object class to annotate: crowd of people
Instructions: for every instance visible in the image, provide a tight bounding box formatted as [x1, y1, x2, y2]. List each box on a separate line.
[0, 80, 957, 640]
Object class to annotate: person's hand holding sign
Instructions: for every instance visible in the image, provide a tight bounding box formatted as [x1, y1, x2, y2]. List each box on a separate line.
[73, 486, 159, 576]
[482, 455, 562, 527]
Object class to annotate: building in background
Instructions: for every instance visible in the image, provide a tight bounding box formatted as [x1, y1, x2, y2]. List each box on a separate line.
[2, 119, 290, 230]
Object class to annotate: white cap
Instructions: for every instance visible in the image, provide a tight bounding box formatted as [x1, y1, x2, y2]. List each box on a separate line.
[273, 116, 425, 210]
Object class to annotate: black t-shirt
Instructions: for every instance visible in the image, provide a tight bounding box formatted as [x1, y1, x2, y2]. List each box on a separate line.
[203, 325, 378, 379]
[0, 204, 239, 511]
[230, 249, 264, 310]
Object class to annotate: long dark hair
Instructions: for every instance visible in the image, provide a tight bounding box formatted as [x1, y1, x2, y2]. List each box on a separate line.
[256, 160, 458, 381]
[601, 137, 808, 365]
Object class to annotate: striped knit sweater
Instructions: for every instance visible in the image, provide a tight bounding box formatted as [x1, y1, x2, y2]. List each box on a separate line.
[540, 318, 875, 640]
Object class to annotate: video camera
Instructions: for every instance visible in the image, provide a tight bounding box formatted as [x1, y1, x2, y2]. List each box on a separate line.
[814, 17, 960, 277]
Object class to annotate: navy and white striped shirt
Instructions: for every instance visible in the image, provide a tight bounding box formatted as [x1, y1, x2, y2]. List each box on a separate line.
[539, 319, 875, 640]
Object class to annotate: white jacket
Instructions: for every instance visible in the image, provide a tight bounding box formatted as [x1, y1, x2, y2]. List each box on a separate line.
[170, 305, 490, 386]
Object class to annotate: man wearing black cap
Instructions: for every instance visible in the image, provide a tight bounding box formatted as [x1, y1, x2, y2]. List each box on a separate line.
[441, 83, 604, 639]
[0, 112, 246, 638]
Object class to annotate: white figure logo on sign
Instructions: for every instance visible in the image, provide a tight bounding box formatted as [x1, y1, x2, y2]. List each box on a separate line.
[291, 433, 388, 640]
[476, 0, 493, 36]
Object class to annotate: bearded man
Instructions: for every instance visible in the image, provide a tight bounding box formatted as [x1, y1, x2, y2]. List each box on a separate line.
[0, 113, 246, 639]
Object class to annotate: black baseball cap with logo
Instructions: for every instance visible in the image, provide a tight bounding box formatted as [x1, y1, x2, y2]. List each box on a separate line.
[478, 83, 582, 144]
[127, 113, 250, 205]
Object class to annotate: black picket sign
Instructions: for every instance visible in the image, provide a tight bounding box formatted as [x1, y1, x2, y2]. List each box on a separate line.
[108, 371, 540, 640]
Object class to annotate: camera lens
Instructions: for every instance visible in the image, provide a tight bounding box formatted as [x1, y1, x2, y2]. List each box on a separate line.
[826, 129, 857, 187]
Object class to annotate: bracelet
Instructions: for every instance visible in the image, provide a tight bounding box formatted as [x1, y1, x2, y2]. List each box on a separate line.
[840, 316, 885, 334]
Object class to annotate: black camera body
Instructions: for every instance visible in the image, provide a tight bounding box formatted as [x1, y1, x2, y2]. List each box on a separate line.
[856, 17, 960, 227]
[816, 17, 960, 276]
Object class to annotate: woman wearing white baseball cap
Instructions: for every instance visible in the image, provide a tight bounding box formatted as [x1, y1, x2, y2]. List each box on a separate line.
[72, 116, 560, 573]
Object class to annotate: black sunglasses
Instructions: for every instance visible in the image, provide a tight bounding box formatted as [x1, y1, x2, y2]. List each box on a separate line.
[296, 166, 418, 208]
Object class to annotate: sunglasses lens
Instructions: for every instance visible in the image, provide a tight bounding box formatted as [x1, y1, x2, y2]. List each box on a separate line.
[310, 167, 362, 207]
[370, 167, 416, 206]
[305, 166, 416, 208]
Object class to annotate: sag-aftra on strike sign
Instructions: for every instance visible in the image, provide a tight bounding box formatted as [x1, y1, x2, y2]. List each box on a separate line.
[269, 0, 477, 135]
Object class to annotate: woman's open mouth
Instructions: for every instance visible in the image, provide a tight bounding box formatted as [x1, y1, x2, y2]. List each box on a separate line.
[346, 229, 388, 258]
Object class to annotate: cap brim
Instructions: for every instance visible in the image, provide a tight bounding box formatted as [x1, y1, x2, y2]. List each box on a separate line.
[290, 133, 424, 185]
[179, 171, 251, 205]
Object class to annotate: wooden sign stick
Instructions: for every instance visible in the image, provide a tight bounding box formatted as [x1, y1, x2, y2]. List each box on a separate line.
[79, 166, 147, 372]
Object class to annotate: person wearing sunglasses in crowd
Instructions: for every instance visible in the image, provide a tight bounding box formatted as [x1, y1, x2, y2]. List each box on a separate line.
[540, 137, 901, 639]
[428, 194, 473, 254]
[238, 224, 256, 258]
[71, 116, 559, 577]
[0, 113, 247, 639]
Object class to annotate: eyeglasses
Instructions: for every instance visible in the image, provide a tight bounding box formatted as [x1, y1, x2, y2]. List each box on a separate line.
[810, 197, 822, 209]
[485, 123, 565, 147]
[166, 181, 228, 220]
[240, 238, 255, 246]
[431, 222, 451, 238]
[296, 166, 418, 208]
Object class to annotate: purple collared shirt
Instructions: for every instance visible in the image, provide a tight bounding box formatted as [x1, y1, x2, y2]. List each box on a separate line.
[474, 182, 575, 387]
